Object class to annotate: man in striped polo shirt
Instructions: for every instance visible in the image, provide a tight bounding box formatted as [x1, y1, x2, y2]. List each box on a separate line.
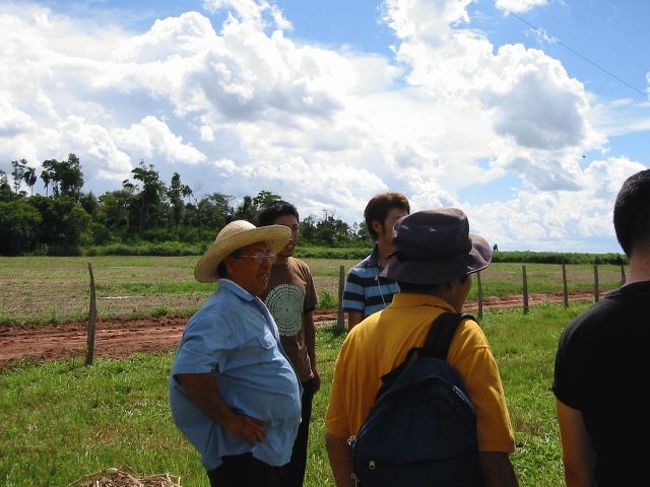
[342, 192, 410, 330]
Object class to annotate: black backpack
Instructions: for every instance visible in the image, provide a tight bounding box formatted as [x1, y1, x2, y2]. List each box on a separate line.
[350, 312, 482, 486]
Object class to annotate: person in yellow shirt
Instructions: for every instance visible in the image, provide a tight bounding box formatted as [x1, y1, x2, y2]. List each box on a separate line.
[325, 208, 518, 487]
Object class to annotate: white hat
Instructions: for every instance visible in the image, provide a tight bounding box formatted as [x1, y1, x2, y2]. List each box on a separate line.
[194, 220, 291, 283]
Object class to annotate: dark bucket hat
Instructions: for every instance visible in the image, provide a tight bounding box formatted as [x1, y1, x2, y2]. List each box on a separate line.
[381, 208, 492, 285]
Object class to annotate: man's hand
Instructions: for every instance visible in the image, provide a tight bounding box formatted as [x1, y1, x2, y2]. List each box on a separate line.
[347, 311, 363, 331]
[175, 373, 268, 445]
[223, 411, 268, 444]
[326, 433, 355, 487]
[312, 368, 321, 393]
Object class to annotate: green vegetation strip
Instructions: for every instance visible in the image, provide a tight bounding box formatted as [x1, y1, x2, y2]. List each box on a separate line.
[0, 256, 625, 325]
[0, 302, 589, 486]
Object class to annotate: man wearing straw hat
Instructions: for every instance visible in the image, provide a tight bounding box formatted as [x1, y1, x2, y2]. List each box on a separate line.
[169, 220, 302, 487]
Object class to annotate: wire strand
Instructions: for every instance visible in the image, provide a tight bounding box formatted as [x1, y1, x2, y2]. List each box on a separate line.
[488, 0, 646, 97]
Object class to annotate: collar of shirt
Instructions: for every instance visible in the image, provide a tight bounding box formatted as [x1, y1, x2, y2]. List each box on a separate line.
[218, 278, 280, 341]
[218, 278, 255, 301]
[360, 244, 381, 269]
[388, 292, 456, 312]
[272, 256, 292, 269]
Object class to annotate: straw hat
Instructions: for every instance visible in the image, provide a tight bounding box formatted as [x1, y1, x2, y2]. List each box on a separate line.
[194, 220, 291, 282]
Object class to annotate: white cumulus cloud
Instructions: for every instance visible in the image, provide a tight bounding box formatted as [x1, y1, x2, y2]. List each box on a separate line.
[0, 0, 647, 251]
[495, 0, 548, 14]
[112, 116, 207, 165]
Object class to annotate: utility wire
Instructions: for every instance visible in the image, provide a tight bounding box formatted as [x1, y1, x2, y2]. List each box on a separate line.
[488, 0, 647, 97]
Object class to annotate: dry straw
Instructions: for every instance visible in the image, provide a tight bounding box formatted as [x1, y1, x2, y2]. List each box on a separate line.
[70, 468, 182, 487]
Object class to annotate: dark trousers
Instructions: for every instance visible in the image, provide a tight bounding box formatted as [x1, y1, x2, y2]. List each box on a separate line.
[281, 378, 316, 487]
[207, 453, 282, 487]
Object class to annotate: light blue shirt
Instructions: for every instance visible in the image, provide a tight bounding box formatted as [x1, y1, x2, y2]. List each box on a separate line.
[168, 279, 301, 470]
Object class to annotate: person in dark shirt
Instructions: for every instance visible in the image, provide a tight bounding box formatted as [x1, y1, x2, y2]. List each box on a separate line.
[553, 169, 650, 487]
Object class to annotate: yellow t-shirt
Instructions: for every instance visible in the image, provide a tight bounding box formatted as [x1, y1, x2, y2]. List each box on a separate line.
[325, 293, 515, 453]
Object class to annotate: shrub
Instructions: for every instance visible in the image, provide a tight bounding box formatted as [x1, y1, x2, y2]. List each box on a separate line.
[317, 291, 337, 310]
[84, 241, 206, 256]
[0, 200, 42, 255]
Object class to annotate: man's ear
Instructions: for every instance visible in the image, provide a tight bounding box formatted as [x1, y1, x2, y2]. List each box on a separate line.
[224, 255, 236, 275]
[371, 219, 383, 236]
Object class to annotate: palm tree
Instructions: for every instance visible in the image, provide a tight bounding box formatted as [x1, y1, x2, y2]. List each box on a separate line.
[181, 183, 193, 204]
[10, 159, 27, 194]
[23, 167, 37, 196]
[40, 168, 53, 196]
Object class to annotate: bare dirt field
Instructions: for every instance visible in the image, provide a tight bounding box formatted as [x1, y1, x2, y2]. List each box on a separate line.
[0, 291, 597, 370]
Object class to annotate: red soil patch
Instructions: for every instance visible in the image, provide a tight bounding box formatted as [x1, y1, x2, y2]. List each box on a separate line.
[0, 292, 598, 370]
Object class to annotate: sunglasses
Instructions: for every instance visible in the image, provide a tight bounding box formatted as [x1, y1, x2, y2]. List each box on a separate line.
[236, 251, 276, 264]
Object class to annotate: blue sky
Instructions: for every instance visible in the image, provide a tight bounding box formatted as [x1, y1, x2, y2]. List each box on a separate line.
[1, 0, 649, 252]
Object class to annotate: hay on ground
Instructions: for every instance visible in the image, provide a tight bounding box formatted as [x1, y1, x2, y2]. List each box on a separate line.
[70, 468, 182, 487]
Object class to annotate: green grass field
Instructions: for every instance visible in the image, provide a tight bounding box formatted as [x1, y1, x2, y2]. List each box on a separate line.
[0, 255, 625, 325]
[0, 302, 589, 487]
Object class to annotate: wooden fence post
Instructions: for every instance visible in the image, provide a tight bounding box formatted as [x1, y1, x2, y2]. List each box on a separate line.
[476, 271, 483, 319]
[522, 265, 529, 315]
[593, 265, 599, 302]
[562, 263, 568, 308]
[337, 265, 345, 331]
[620, 264, 626, 286]
[85, 263, 97, 366]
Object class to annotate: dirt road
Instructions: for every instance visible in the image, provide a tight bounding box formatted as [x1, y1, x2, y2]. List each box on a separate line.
[0, 291, 597, 370]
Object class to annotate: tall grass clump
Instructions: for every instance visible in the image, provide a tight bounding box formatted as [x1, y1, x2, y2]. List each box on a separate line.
[317, 291, 337, 310]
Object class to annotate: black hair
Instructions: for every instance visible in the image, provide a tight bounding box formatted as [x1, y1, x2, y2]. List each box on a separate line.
[364, 192, 410, 240]
[614, 169, 650, 256]
[257, 200, 299, 226]
[397, 275, 469, 294]
[216, 249, 244, 278]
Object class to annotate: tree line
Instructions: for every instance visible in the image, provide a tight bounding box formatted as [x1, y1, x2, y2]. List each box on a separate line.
[0, 155, 371, 256]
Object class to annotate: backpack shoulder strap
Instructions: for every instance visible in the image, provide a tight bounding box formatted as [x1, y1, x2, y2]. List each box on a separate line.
[422, 312, 476, 360]
[381, 312, 477, 390]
